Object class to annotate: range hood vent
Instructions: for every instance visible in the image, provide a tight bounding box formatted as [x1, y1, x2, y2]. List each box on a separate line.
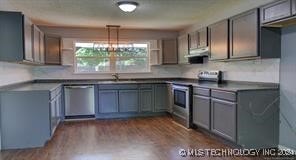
[185, 47, 209, 58]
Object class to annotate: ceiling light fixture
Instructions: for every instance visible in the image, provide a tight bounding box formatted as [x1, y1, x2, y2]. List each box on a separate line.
[117, 1, 139, 12]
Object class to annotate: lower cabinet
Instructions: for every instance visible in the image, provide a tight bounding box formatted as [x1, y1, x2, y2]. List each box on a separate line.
[193, 95, 211, 130]
[0, 85, 62, 149]
[119, 90, 139, 112]
[154, 84, 169, 112]
[211, 98, 237, 142]
[139, 88, 154, 112]
[98, 90, 119, 113]
[50, 92, 62, 136]
[97, 84, 169, 115]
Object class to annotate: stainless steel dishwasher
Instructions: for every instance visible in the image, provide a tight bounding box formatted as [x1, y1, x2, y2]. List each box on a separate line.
[64, 85, 95, 118]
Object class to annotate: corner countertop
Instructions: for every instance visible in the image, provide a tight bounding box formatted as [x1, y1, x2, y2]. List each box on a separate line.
[167, 79, 279, 92]
[0, 83, 62, 92]
[0, 78, 279, 92]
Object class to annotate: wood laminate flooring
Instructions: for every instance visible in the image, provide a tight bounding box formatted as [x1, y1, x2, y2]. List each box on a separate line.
[0, 116, 266, 160]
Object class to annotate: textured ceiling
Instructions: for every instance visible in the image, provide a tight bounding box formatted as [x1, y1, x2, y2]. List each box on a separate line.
[0, 0, 274, 30]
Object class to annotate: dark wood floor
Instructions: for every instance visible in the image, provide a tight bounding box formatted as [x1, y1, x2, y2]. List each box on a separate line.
[0, 116, 263, 160]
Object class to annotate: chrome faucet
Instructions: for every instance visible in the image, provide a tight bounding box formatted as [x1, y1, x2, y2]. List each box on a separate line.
[112, 73, 120, 81]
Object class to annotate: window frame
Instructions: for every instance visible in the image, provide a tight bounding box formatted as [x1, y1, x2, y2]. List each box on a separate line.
[73, 40, 151, 74]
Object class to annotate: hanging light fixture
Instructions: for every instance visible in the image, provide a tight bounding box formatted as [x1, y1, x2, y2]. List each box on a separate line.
[117, 1, 139, 12]
[106, 25, 120, 52]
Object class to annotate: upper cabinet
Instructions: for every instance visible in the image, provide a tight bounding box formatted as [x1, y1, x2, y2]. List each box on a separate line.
[293, 0, 296, 15]
[261, 0, 292, 24]
[189, 31, 198, 50]
[149, 40, 162, 65]
[189, 28, 208, 50]
[162, 38, 178, 64]
[0, 11, 34, 63]
[0, 11, 46, 64]
[197, 27, 208, 48]
[230, 9, 259, 59]
[208, 20, 229, 60]
[178, 34, 189, 64]
[32, 25, 45, 64]
[45, 35, 61, 65]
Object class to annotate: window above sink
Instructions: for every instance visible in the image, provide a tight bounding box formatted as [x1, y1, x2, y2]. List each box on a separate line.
[74, 41, 150, 74]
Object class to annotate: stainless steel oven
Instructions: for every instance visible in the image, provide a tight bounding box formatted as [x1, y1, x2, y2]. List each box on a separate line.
[172, 84, 192, 128]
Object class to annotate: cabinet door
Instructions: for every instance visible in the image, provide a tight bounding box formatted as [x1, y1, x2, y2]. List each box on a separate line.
[140, 89, 153, 112]
[154, 84, 168, 112]
[198, 27, 208, 48]
[178, 34, 189, 64]
[23, 16, 34, 62]
[211, 98, 236, 142]
[208, 20, 229, 60]
[119, 90, 139, 112]
[39, 32, 45, 64]
[261, 0, 292, 23]
[230, 9, 259, 59]
[50, 99, 56, 136]
[193, 95, 211, 130]
[118, 90, 139, 112]
[56, 94, 62, 124]
[162, 39, 178, 64]
[98, 90, 118, 113]
[293, 0, 296, 15]
[189, 32, 198, 50]
[45, 35, 61, 65]
[33, 25, 41, 63]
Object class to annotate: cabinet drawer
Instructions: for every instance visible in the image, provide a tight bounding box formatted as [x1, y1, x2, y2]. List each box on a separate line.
[99, 84, 138, 90]
[211, 90, 236, 102]
[261, 0, 292, 24]
[193, 87, 210, 96]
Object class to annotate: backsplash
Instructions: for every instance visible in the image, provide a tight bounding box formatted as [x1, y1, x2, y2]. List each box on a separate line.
[180, 58, 280, 83]
[32, 65, 182, 80]
[32, 58, 280, 83]
[0, 62, 33, 87]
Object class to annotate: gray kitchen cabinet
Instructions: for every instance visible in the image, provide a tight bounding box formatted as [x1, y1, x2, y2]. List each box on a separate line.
[162, 39, 178, 64]
[189, 31, 198, 50]
[293, 0, 296, 15]
[208, 20, 229, 60]
[119, 90, 139, 112]
[0, 11, 34, 62]
[32, 25, 45, 64]
[211, 98, 237, 142]
[154, 84, 169, 112]
[193, 95, 211, 130]
[45, 35, 61, 65]
[40, 32, 45, 64]
[197, 27, 208, 48]
[0, 84, 62, 149]
[261, 0, 292, 24]
[33, 25, 45, 64]
[178, 34, 189, 64]
[230, 9, 259, 59]
[50, 87, 62, 136]
[140, 88, 154, 112]
[98, 90, 119, 113]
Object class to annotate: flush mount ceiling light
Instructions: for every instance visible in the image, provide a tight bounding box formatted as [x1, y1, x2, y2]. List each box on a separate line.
[117, 1, 139, 12]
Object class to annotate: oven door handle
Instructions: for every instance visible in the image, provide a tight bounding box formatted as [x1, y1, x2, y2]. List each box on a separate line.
[172, 85, 189, 91]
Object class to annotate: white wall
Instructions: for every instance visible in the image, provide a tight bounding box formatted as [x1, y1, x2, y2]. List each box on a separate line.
[0, 62, 33, 87]
[180, 59, 280, 83]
